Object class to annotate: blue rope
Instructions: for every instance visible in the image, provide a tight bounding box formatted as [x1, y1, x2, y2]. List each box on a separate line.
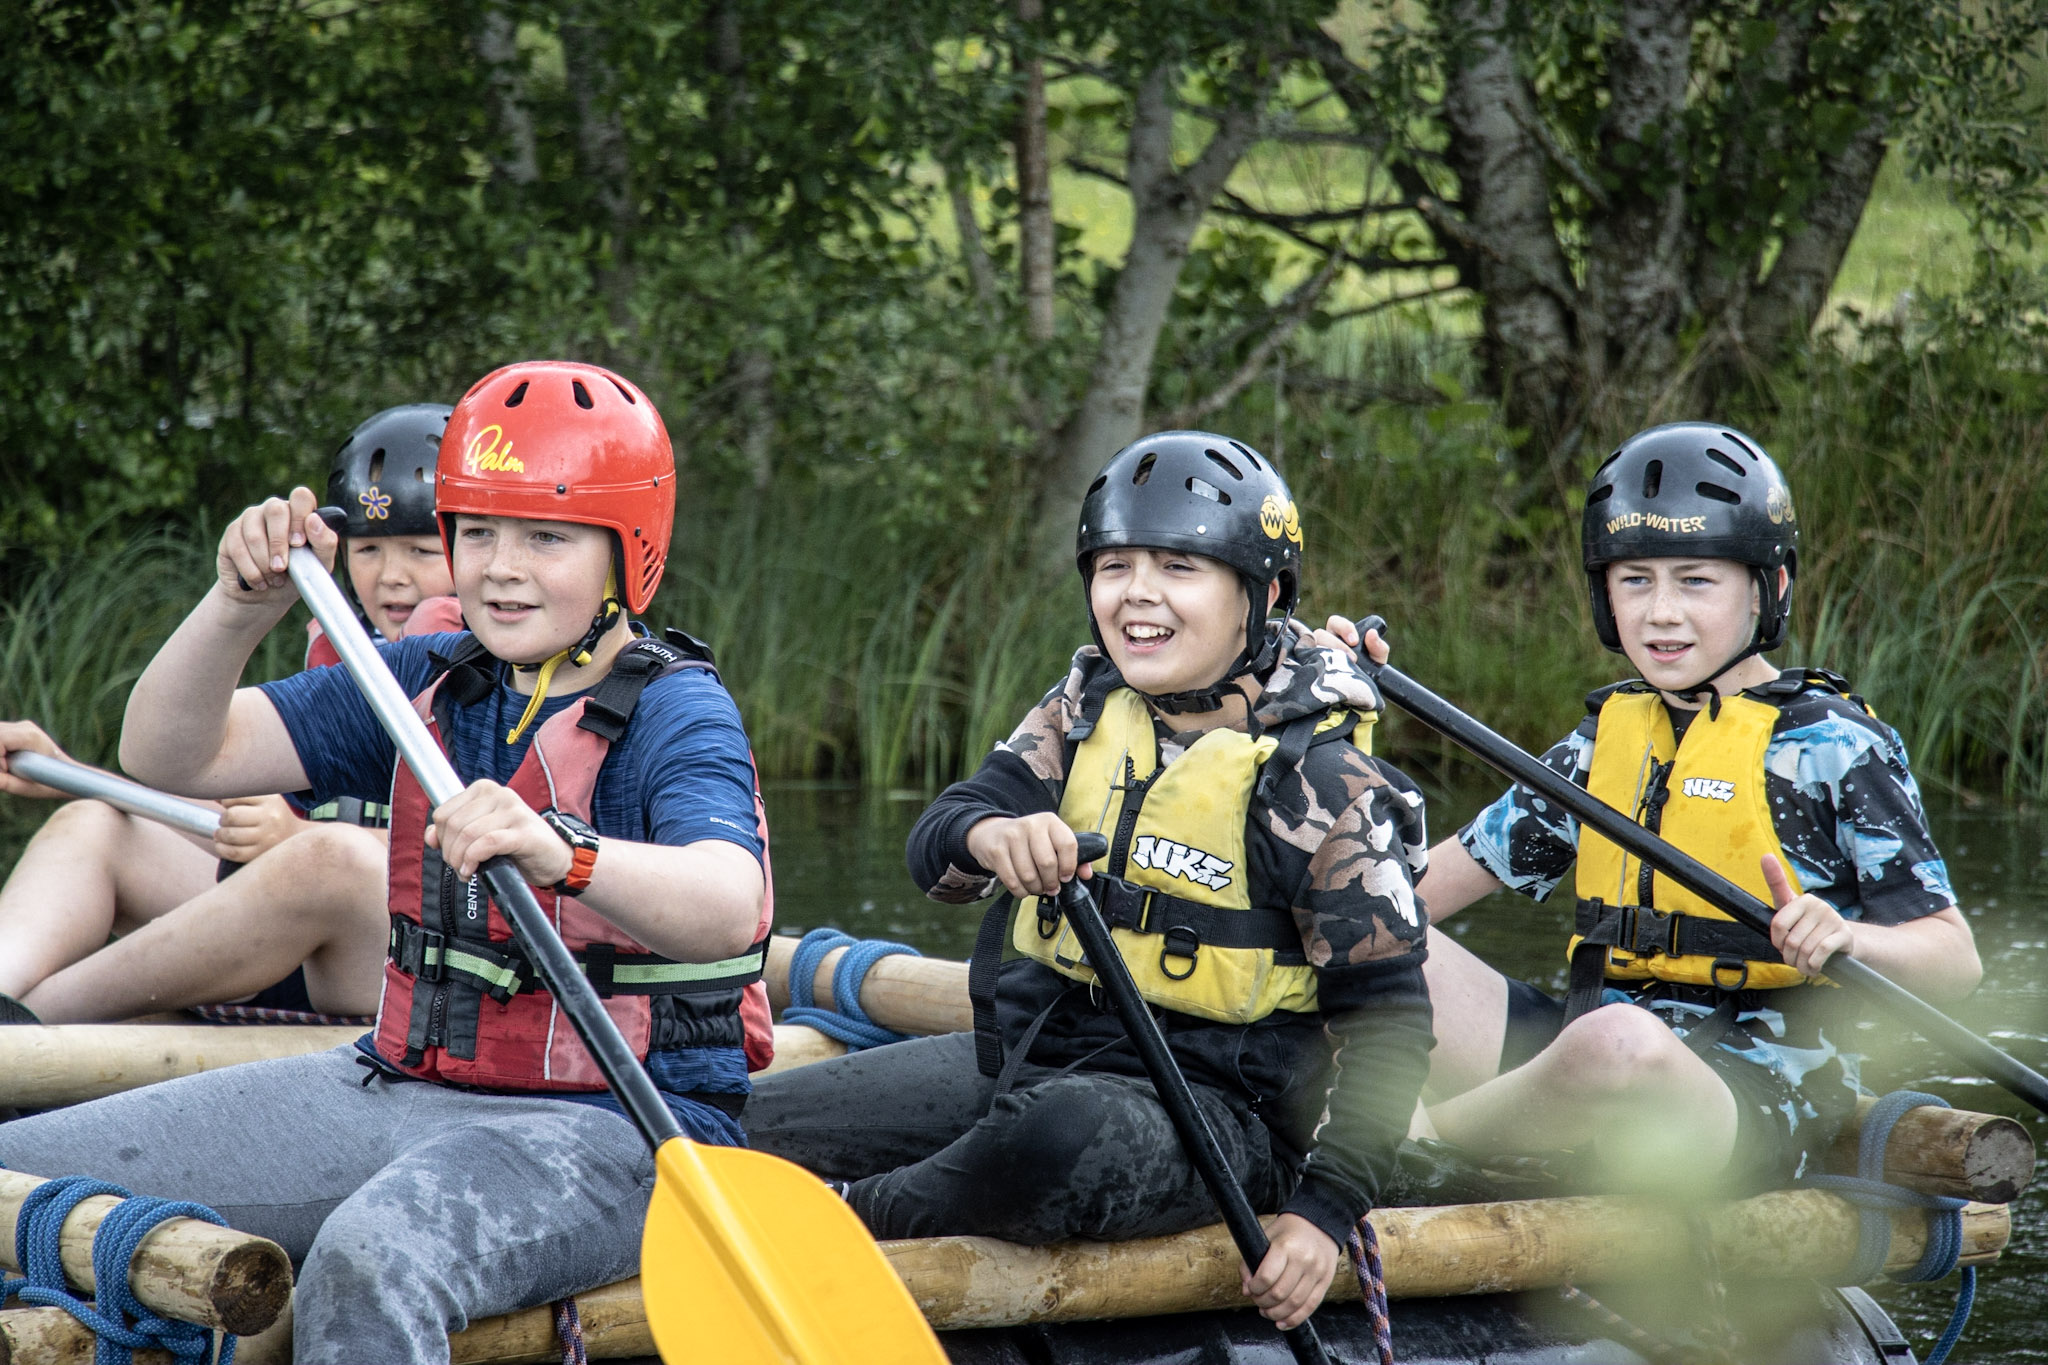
[781, 928, 922, 1050]
[1799, 1090, 1974, 1365]
[0, 1175, 234, 1365]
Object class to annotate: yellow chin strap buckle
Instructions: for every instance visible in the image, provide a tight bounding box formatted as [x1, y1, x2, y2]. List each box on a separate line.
[506, 565, 622, 745]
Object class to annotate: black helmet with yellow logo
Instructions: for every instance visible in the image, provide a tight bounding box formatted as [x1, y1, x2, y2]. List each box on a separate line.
[1077, 431, 1302, 711]
[1582, 421, 1799, 663]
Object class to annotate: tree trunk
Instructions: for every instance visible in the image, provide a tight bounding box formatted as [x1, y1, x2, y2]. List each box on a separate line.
[474, 7, 538, 188]
[711, 1, 775, 488]
[1015, 0, 1055, 344]
[1436, 0, 1578, 451]
[1742, 114, 1890, 355]
[1580, 0, 1694, 407]
[559, 10, 636, 367]
[1034, 66, 1266, 561]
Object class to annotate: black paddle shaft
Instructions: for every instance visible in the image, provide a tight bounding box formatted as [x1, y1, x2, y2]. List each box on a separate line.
[1056, 833, 1338, 1365]
[1365, 655, 2048, 1119]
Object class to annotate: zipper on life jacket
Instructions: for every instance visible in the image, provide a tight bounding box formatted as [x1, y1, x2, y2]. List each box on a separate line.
[1636, 759, 1673, 907]
[1108, 755, 1159, 877]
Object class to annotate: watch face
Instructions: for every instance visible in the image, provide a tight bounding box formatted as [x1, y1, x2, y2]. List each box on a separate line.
[547, 809, 598, 847]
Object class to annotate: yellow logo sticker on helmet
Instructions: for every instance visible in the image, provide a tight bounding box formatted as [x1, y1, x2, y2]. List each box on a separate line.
[463, 425, 526, 475]
[358, 487, 392, 521]
[1260, 494, 1303, 546]
[1766, 484, 1795, 526]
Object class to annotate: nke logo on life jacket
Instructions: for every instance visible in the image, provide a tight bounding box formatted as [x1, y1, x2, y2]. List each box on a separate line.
[463, 424, 526, 475]
[1129, 835, 1234, 891]
[1681, 776, 1736, 803]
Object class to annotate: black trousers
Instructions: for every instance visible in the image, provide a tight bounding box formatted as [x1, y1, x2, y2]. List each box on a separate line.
[744, 1030, 1293, 1244]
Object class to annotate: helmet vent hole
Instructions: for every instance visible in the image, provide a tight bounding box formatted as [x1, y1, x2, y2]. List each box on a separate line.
[1641, 460, 1662, 499]
[1587, 482, 1614, 505]
[414, 465, 430, 483]
[1706, 449, 1747, 478]
[1132, 452, 1157, 486]
[1186, 477, 1230, 505]
[506, 382, 529, 408]
[1086, 475, 1108, 496]
[1229, 440, 1263, 471]
[572, 380, 594, 410]
[1697, 481, 1741, 505]
[1721, 430, 1760, 460]
[367, 449, 386, 484]
[1204, 449, 1244, 480]
[610, 378, 637, 404]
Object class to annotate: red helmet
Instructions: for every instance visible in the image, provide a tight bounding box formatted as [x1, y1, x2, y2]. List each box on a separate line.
[437, 361, 677, 612]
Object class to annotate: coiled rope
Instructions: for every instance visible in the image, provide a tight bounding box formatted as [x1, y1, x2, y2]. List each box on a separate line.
[1800, 1089, 1976, 1365]
[0, 1174, 235, 1364]
[781, 928, 922, 1051]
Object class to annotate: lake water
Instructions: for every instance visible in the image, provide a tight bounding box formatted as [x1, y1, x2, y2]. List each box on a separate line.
[764, 779, 2048, 1363]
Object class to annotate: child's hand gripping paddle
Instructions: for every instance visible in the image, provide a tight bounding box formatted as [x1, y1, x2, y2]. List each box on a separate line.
[288, 511, 945, 1365]
[1053, 832, 1339, 1365]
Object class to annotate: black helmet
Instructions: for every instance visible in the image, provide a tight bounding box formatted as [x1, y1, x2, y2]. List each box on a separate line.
[1076, 431, 1302, 712]
[326, 403, 451, 540]
[1582, 421, 1798, 663]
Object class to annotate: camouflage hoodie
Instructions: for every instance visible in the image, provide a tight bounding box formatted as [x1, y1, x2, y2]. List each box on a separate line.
[908, 621, 1434, 1246]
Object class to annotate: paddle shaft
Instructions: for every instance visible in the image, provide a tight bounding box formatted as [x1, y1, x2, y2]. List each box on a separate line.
[288, 525, 684, 1153]
[1369, 659, 2048, 1118]
[1056, 833, 1336, 1365]
[8, 751, 221, 840]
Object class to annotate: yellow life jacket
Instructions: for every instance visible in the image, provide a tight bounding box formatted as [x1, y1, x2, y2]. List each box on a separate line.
[1012, 687, 1373, 1025]
[1570, 675, 1864, 998]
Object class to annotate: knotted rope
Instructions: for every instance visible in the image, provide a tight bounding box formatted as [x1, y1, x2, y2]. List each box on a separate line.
[0, 1175, 235, 1365]
[1799, 1089, 1976, 1365]
[781, 928, 922, 1050]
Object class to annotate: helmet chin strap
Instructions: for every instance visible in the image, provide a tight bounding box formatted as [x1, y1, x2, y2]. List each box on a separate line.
[1662, 566, 1776, 720]
[505, 564, 623, 744]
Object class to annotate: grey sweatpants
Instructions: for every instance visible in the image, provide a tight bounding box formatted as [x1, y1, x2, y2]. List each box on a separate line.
[0, 1046, 652, 1364]
[745, 1030, 1291, 1243]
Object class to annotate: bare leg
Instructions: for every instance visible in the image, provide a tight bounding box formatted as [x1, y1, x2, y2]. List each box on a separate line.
[1419, 924, 1512, 1102]
[0, 800, 217, 998]
[21, 822, 389, 1022]
[1428, 1002, 1740, 1189]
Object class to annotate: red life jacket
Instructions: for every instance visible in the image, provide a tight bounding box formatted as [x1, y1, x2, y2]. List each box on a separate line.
[305, 595, 467, 670]
[375, 632, 776, 1091]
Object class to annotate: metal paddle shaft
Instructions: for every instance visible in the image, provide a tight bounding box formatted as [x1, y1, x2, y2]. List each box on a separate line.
[8, 750, 221, 840]
[287, 523, 683, 1153]
[1367, 656, 2048, 1119]
[1056, 832, 1338, 1365]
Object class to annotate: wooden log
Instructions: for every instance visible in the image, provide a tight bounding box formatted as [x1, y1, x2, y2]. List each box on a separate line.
[763, 935, 972, 1037]
[0, 1308, 180, 1365]
[0, 1025, 359, 1108]
[1827, 1095, 2035, 1203]
[449, 1277, 654, 1364]
[759, 1024, 847, 1075]
[447, 1190, 2008, 1353]
[0, 1171, 290, 1337]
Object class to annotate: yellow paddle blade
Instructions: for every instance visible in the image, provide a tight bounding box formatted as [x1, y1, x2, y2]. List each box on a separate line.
[642, 1137, 948, 1365]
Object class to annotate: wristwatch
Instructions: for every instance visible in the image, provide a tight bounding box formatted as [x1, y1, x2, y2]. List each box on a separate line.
[539, 808, 600, 895]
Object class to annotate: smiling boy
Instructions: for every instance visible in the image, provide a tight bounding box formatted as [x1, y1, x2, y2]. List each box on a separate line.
[1341, 422, 1980, 1191]
[748, 431, 1432, 1331]
[0, 362, 774, 1363]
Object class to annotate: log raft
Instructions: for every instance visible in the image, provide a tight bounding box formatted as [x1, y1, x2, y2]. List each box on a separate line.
[0, 1171, 290, 1338]
[443, 1189, 2009, 1358]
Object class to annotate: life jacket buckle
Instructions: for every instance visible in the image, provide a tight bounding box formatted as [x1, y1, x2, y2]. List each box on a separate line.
[1159, 925, 1201, 981]
[415, 926, 447, 984]
[1709, 957, 1750, 991]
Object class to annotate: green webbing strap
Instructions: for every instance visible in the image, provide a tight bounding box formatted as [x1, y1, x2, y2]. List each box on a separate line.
[389, 918, 767, 1002]
[305, 796, 393, 828]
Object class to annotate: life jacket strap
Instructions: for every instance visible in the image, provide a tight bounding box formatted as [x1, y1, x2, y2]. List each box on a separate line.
[389, 918, 769, 1003]
[1089, 875, 1308, 960]
[1563, 898, 1789, 1024]
[304, 796, 392, 828]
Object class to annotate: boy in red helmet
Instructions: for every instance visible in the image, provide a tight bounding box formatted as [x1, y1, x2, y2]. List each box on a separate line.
[0, 363, 774, 1364]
